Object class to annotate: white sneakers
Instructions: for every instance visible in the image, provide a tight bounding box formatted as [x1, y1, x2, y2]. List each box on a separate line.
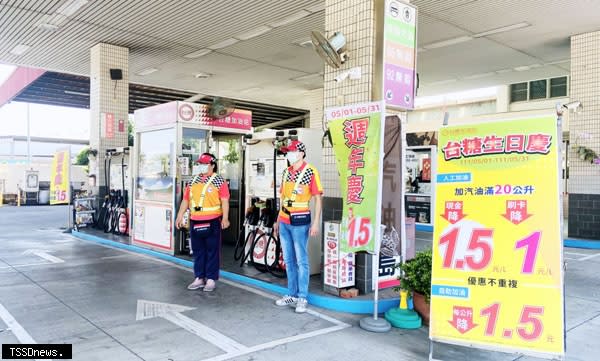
[187, 278, 205, 290]
[275, 295, 297, 307]
[275, 295, 308, 313]
[294, 298, 308, 313]
[203, 279, 216, 292]
[187, 278, 216, 292]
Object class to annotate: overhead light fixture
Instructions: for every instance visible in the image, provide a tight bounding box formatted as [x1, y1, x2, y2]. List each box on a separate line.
[208, 38, 239, 50]
[136, 67, 158, 76]
[305, 3, 326, 13]
[463, 72, 495, 80]
[64, 90, 88, 96]
[473, 22, 530, 38]
[513, 65, 531, 71]
[56, 0, 88, 17]
[268, 10, 311, 28]
[184, 49, 212, 58]
[194, 72, 212, 79]
[291, 73, 323, 81]
[240, 87, 263, 93]
[38, 23, 59, 31]
[422, 36, 473, 50]
[235, 25, 272, 40]
[428, 79, 458, 86]
[9, 44, 31, 56]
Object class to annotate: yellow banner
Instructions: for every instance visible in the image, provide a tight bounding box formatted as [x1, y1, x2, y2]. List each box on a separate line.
[430, 117, 564, 358]
[50, 149, 70, 205]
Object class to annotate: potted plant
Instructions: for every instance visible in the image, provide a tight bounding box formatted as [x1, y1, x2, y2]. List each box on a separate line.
[395, 249, 432, 325]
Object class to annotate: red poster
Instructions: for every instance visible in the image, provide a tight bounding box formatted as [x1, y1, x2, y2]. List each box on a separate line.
[422, 158, 431, 181]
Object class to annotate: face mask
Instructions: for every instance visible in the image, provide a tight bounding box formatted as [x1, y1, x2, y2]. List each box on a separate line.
[286, 152, 301, 164]
[198, 164, 210, 174]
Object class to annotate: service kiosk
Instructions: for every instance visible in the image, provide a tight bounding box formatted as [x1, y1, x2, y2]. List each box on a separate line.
[132, 101, 251, 255]
[243, 128, 323, 275]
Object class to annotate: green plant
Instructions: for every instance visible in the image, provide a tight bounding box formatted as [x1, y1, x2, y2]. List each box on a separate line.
[75, 147, 90, 166]
[223, 139, 239, 163]
[394, 249, 432, 303]
[575, 145, 599, 164]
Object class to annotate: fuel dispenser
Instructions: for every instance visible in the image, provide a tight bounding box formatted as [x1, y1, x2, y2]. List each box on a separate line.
[243, 128, 323, 275]
[132, 101, 251, 255]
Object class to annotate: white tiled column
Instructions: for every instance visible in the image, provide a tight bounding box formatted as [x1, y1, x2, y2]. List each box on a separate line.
[89, 43, 129, 195]
[568, 31, 600, 240]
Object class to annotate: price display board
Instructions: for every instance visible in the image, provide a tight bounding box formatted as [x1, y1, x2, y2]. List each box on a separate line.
[430, 116, 565, 359]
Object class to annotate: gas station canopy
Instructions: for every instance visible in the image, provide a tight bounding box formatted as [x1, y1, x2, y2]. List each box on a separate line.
[9, 70, 308, 129]
[1, 0, 599, 103]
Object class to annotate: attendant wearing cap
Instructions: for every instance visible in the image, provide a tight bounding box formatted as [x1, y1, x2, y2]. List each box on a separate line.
[176, 153, 230, 292]
[273, 140, 323, 313]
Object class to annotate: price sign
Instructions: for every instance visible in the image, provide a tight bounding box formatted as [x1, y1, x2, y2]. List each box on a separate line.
[430, 117, 565, 358]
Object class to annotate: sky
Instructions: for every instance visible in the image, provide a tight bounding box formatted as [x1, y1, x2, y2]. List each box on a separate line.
[0, 64, 90, 140]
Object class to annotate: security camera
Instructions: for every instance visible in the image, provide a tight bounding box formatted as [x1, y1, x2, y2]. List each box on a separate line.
[334, 70, 350, 82]
[563, 101, 582, 111]
[334, 67, 362, 82]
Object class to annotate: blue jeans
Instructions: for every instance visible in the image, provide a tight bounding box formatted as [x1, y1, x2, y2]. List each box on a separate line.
[279, 221, 310, 299]
[190, 218, 221, 280]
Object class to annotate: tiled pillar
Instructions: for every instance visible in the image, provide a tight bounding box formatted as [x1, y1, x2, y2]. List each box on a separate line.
[323, 0, 391, 294]
[89, 43, 129, 197]
[568, 31, 600, 240]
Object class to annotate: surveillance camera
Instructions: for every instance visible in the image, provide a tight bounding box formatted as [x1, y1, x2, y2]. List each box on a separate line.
[563, 101, 582, 111]
[334, 67, 362, 83]
[334, 70, 350, 82]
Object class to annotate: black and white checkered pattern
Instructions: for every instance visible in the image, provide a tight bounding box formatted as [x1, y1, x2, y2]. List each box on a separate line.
[283, 165, 314, 185]
[189, 174, 226, 188]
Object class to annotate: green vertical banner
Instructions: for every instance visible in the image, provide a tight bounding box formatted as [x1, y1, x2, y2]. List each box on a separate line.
[327, 101, 385, 254]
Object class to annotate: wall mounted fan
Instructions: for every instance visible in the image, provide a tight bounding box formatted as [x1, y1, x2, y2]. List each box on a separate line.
[310, 31, 348, 69]
[209, 97, 236, 119]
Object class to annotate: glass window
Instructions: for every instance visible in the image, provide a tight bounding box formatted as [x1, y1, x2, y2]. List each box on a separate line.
[510, 83, 527, 102]
[529, 79, 547, 100]
[550, 76, 568, 98]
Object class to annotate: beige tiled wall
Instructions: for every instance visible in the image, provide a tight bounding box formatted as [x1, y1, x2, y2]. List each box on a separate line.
[569, 31, 600, 194]
[90, 43, 129, 189]
[322, 0, 377, 198]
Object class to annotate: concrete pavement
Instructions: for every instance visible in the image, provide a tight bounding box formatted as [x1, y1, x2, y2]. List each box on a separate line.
[0, 205, 598, 361]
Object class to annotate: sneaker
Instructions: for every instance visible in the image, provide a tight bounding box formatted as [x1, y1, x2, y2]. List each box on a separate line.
[203, 279, 216, 292]
[295, 298, 308, 313]
[275, 295, 298, 307]
[187, 278, 205, 290]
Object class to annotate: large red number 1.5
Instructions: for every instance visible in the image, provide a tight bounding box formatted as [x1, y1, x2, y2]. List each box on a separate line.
[439, 227, 493, 270]
[348, 217, 371, 247]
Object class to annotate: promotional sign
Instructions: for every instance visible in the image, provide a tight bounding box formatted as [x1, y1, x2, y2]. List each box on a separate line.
[430, 117, 564, 358]
[327, 101, 385, 253]
[323, 222, 355, 288]
[133, 201, 173, 251]
[101, 112, 115, 139]
[383, 0, 417, 110]
[50, 148, 70, 205]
